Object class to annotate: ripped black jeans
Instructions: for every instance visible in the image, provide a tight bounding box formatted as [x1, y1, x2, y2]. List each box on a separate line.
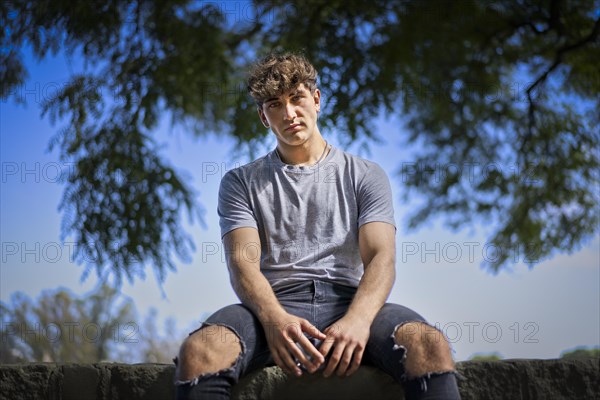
[174, 280, 461, 399]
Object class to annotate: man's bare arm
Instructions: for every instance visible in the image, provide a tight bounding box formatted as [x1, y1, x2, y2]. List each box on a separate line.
[223, 227, 282, 321]
[223, 227, 326, 375]
[319, 221, 396, 377]
[347, 221, 396, 323]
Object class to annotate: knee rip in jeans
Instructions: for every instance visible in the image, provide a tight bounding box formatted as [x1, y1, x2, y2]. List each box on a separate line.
[173, 323, 245, 386]
[391, 321, 457, 390]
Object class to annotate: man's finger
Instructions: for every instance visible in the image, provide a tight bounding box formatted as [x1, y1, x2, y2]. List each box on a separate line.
[280, 329, 312, 373]
[318, 335, 334, 358]
[276, 345, 302, 376]
[335, 345, 355, 376]
[271, 349, 289, 374]
[285, 338, 314, 370]
[345, 346, 364, 376]
[300, 319, 326, 340]
[279, 350, 302, 376]
[322, 343, 345, 377]
[287, 321, 325, 370]
[295, 333, 324, 369]
[318, 325, 338, 357]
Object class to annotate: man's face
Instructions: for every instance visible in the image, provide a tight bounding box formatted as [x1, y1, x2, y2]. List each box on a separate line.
[258, 83, 321, 147]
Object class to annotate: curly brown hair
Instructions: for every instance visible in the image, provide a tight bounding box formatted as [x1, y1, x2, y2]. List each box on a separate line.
[247, 52, 318, 107]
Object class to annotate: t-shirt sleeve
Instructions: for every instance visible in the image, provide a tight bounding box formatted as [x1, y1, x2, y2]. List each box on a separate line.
[218, 170, 258, 238]
[356, 162, 396, 229]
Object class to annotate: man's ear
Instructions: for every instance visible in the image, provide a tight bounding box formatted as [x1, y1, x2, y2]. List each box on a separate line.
[257, 107, 269, 128]
[313, 88, 321, 112]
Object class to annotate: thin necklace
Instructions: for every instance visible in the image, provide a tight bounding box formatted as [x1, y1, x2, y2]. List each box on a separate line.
[276, 140, 330, 166]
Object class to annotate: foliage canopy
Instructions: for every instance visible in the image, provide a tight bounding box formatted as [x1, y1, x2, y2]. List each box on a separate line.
[2, 0, 598, 284]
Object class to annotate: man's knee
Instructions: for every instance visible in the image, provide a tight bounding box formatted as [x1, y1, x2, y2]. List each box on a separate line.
[175, 325, 243, 381]
[393, 322, 455, 378]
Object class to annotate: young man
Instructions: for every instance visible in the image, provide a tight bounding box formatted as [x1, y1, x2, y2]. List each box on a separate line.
[174, 53, 461, 399]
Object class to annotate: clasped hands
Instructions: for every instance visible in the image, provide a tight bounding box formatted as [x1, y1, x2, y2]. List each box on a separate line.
[265, 312, 370, 378]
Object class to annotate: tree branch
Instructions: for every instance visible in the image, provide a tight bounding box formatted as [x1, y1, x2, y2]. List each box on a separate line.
[526, 16, 600, 98]
[523, 16, 600, 152]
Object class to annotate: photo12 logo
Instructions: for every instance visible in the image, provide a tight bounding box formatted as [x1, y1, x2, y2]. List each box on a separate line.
[1, 321, 139, 344]
[401, 161, 541, 186]
[434, 321, 540, 345]
[2, 162, 76, 184]
[400, 241, 541, 264]
[1, 241, 142, 265]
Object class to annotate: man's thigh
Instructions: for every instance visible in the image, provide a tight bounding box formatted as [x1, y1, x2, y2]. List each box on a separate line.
[364, 303, 428, 382]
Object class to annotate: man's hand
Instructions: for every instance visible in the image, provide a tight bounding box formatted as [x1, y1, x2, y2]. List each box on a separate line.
[316, 221, 396, 378]
[263, 311, 327, 376]
[319, 315, 371, 377]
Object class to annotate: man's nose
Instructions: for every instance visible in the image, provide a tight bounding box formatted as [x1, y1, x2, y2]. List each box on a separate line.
[284, 103, 297, 120]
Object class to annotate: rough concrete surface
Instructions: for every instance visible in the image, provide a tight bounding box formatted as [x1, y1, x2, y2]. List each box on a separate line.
[0, 359, 598, 399]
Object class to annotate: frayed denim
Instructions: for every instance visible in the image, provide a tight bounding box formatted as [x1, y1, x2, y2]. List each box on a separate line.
[175, 280, 460, 400]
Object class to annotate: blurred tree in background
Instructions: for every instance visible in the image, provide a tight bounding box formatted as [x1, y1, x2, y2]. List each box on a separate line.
[0, 285, 181, 363]
[134, 308, 181, 363]
[1, 285, 134, 362]
[560, 347, 600, 359]
[468, 352, 503, 361]
[1, 0, 598, 284]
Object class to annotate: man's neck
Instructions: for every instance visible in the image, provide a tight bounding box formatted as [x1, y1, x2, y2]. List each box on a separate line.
[276, 136, 329, 166]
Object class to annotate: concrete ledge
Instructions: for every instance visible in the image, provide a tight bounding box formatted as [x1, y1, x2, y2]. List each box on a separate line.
[0, 359, 598, 399]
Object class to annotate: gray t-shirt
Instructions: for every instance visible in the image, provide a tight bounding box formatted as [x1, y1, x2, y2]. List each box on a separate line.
[218, 145, 395, 289]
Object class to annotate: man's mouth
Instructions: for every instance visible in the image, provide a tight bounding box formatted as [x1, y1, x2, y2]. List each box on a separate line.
[285, 123, 302, 131]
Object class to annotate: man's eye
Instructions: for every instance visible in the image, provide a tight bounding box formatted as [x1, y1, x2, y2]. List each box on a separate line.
[269, 102, 280, 108]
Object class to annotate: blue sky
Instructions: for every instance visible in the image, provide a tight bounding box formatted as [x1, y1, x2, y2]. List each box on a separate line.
[1, 47, 598, 362]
